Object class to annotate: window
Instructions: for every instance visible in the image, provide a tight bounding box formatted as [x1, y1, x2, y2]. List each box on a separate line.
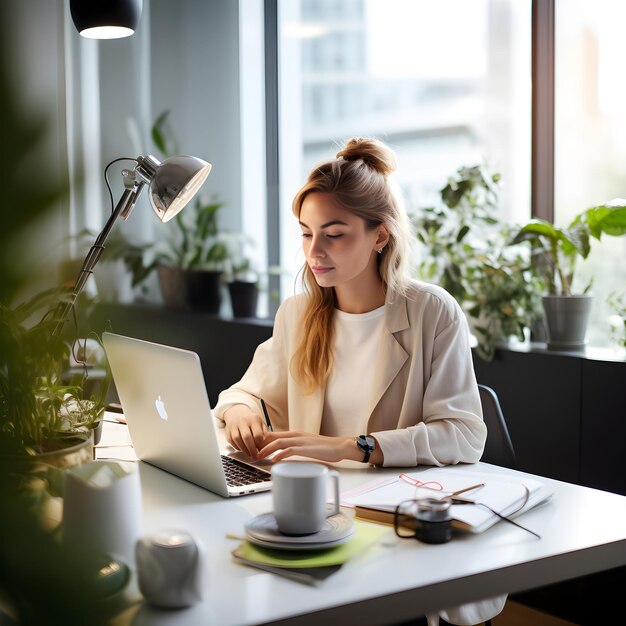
[555, 0, 626, 346]
[277, 0, 532, 297]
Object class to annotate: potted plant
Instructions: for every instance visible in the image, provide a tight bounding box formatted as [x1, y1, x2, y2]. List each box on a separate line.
[223, 233, 289, 318]
[0, 288, 109, 495]
[511, 200, 626, 349]
[220, 232, 261, 318]
[147, 110, 229, 311]
[413, 165, 544, 360]
[146, 194, 229, 311]
[225, 257, 259, 318]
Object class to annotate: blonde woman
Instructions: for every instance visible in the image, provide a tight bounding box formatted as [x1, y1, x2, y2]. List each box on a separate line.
[215, 137, 486, 468]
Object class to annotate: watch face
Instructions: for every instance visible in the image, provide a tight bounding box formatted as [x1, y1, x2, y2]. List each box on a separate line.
[358, 435, 374, 451]
[357, 435, 375, 463]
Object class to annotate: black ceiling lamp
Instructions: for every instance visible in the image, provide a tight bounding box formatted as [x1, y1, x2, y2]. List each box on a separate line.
[70, 0, 143, 40]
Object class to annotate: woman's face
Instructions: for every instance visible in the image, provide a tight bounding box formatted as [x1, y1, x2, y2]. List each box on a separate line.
[299, 192, 384, 291]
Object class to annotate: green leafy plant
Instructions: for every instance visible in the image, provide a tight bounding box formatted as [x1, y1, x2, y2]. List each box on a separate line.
[151, 109, 179, 157]
[414, 165, 500, 303]
[511, 201, 626, 295]
[148, 110, 229, 272]
[0, 288, 108, 457]
[148, 194, 229, 271]
[413, 165, 544, 360]
[0, 13, 108, 620]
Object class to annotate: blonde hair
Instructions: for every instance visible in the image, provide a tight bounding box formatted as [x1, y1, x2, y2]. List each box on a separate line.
[291, 137, 414, 393]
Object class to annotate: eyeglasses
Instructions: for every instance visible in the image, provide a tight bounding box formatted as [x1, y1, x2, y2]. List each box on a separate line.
[398, 473, 444, 491]
[393, 485, 541, 541]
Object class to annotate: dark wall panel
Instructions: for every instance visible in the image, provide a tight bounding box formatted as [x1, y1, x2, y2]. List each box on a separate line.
[90, 303, 273, 407]
[580, 360, 626, 495]
[473, 350, 582, 484]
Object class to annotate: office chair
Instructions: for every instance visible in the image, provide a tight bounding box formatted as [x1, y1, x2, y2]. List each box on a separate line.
[478, 384, 516, 469]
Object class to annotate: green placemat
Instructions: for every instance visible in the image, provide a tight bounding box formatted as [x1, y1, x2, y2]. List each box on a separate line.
[234, 521, 390, 568]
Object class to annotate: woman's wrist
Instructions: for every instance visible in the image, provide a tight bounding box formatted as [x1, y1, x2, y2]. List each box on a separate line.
[342, 437, 363, 462]
[222, 404, 251, 424]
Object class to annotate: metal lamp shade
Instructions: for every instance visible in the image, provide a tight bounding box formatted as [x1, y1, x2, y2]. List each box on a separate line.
[147, 156, 213, 223]
[70, 0, 143, 39]
[50, 150, 211, 335]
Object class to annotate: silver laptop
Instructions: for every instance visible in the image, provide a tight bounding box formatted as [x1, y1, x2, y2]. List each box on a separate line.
[102, 332, 272, 497]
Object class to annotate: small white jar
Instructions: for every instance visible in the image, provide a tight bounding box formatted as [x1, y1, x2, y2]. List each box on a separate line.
[135, 529, 205, 608]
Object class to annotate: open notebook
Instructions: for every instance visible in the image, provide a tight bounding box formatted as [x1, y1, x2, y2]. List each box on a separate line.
[342, 468, 553, 534]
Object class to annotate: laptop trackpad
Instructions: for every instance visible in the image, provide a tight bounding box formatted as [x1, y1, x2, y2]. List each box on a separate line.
[225, 448, 275, 470]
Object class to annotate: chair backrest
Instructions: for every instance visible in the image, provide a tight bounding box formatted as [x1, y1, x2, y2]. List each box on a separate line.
[478, 384, 517, 469]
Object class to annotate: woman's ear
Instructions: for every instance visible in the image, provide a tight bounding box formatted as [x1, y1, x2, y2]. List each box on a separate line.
[375, 225, 390, 250]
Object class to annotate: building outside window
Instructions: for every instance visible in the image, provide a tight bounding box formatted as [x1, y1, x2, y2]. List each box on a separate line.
[277, 0, 532, 303]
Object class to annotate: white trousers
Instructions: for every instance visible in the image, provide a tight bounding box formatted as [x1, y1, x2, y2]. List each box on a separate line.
[425, 594, 507, 626]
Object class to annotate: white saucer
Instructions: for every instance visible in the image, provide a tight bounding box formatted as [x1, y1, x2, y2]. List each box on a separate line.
[244, 533, 353, 551]
[244, 512, 354, 551]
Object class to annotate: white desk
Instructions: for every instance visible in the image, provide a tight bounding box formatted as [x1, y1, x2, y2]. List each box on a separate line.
[97, 415, 626, 626]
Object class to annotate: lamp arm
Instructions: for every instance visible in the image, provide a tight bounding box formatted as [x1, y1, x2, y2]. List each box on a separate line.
[51, 182, 145, 335]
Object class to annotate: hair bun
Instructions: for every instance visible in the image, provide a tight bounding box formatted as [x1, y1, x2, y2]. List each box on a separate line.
[336, 137, 397, 176]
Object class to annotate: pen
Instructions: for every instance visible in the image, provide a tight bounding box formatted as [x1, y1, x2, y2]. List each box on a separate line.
[260, 398, 273, 432]
[444, 483, 485, 500]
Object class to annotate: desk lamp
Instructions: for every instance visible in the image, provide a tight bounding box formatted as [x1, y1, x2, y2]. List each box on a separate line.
[52, 154, 212, 335]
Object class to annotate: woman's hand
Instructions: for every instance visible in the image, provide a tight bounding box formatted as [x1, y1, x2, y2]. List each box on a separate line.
[257, 431, 358, 463]
[222, 404, 267, 458]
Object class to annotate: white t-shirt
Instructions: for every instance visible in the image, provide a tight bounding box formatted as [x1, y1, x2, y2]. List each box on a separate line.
[320, 305, 385, 437]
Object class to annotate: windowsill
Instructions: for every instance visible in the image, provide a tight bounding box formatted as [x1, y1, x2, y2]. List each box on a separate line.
[101, 302, 626, 363]
[489, 337, 626, 363]
[97, 300, 275, 328]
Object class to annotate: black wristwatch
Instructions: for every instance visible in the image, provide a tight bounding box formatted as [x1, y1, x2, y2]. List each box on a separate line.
[356, 435, 376, 463]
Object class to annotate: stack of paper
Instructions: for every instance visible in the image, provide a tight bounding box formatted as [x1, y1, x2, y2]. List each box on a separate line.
[232, 522, 389, 585]
[343, 468, 553, 534]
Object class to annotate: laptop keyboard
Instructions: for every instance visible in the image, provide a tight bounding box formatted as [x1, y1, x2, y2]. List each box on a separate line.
[221, 455, 272, 487]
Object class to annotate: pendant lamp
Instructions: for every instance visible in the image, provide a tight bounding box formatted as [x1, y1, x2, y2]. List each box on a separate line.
[70, 0, 143, 40]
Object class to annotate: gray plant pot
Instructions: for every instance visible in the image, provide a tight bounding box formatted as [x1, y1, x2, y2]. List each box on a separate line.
[542, 295, 593, 350]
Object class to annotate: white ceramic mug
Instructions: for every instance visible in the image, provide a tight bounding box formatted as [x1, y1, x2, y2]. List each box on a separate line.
[136, 530, 205, 608]
[271, 462, 340, 535]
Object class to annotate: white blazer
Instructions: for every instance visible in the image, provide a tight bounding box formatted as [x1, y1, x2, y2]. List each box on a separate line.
[215, 281, 486, 467]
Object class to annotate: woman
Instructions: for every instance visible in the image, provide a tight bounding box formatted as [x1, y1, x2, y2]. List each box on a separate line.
[215, 137, 486, 467]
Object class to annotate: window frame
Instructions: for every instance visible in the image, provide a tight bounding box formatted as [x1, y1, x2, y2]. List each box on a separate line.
[264, 0, 556, 300]
[532, 0, 555, 222]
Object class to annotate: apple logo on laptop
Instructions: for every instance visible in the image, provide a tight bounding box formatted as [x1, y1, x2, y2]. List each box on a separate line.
[155, 395, 169, 421]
